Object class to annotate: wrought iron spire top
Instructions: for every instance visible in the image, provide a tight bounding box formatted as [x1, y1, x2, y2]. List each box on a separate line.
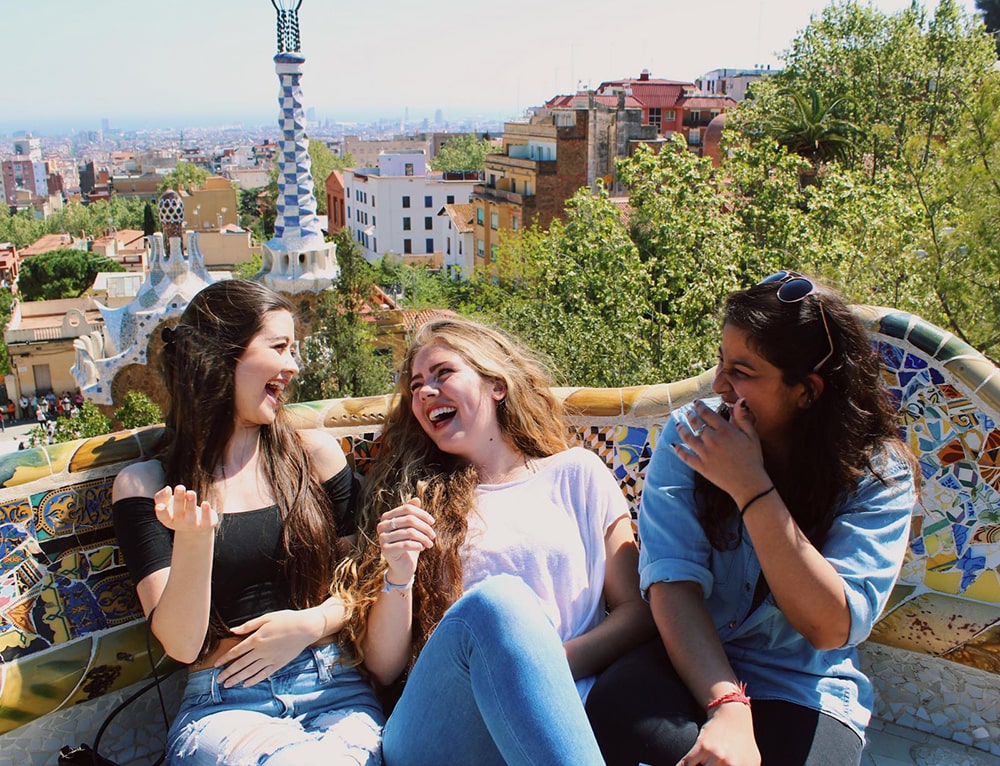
[271, 0, 303, 54]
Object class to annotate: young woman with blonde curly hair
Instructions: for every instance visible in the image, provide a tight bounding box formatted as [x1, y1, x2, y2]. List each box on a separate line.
[340, 317, 654, 765]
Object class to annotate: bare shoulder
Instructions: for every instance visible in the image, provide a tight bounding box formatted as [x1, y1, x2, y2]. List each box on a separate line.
[112, 459, 166, 501]
[296, 428, 348, 482]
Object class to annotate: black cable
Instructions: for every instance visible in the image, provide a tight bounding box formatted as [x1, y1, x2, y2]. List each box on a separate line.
[88, 616, 179, 766]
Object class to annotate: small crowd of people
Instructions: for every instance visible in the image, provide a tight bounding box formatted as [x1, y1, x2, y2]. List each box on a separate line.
[111, 276, 917, 766]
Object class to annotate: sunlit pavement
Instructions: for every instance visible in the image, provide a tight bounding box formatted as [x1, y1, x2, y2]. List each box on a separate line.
[0, 421, 46, 454]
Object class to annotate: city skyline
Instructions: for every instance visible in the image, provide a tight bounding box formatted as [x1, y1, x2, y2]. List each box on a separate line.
[2, 0, 983, 135]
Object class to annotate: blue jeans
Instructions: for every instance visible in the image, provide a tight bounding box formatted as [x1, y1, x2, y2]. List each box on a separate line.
[168, 643, 384, 765]
[382, 575, 604, 766]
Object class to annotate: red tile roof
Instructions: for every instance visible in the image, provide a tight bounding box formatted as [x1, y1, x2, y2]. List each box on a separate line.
[442, 203, 476, 234]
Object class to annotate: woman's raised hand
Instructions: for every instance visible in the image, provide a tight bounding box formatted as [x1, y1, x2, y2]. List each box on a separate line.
[674, 399, 772, 507]
[377, 497, 435, 585]
[153, 485, 219, 535]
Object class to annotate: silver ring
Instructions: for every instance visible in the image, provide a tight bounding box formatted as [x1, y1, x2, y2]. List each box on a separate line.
[390, 517, 397, 531]
[693, 425, 707, 438]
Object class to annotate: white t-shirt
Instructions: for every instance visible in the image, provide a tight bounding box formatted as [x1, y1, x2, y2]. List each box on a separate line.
[461, 447, 628, 698]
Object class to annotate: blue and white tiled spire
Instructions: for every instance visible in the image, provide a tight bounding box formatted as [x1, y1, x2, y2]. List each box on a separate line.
[268, 52, 325, 251]
[259, 1, 338, 292]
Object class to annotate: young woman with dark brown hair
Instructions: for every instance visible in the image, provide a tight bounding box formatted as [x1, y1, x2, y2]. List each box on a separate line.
[586, 272, 918, 766]
[112, 279, 383, 765]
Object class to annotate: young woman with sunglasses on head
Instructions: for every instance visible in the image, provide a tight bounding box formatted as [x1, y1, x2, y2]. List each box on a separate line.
[337, 317, 655, 765]
[586, 273, 918, 766]
[112, 280, 384, 765]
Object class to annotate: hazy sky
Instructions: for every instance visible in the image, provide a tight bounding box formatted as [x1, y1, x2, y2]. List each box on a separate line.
[3, 0, 983, 133]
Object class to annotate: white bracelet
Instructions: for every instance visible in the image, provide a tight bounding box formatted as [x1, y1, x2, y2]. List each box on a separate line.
[383, 571, 415, 593]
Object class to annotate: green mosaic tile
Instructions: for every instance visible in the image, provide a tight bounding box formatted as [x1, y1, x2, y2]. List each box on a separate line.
[905, 318, 948, 357]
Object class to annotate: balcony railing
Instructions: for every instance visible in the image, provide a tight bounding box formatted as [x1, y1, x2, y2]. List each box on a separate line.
[5, 326, 78, 343]
[473, 186, 533, 205]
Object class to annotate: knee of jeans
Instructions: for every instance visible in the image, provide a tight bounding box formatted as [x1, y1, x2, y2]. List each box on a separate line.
[173, 711, 383, 766]
[172, 718, 306, 766]
[450, 575, 547, 632]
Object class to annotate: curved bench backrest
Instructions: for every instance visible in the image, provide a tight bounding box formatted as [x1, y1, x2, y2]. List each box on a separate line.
[0, 305, 998, 738]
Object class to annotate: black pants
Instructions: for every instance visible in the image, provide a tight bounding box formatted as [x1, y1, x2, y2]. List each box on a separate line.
[586, 640, 864, 766]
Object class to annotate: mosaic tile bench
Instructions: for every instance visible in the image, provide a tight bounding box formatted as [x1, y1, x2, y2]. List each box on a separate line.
[1, 305, 998, 764]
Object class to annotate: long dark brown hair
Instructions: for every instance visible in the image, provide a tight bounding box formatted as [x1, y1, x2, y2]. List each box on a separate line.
[338, 318, 569, 667]
[157, 279, 342, 646]
[697, 276, 917, 551]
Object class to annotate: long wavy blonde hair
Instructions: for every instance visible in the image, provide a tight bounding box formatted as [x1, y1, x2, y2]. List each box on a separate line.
[337, 317, 569, 670]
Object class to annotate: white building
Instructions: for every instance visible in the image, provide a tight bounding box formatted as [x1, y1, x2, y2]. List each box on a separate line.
[342, 151, 478, 265]
[438, 203, 476, 279]
[696, 67, 776, 102]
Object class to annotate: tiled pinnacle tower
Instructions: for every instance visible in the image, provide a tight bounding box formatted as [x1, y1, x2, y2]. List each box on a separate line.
[258, 0, 338, 293]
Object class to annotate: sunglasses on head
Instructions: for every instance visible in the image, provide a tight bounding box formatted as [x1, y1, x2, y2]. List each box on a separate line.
[757, 271, 834, 373]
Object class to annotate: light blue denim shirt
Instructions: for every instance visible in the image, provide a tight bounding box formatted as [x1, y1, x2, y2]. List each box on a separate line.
[639, 399, 916, 738]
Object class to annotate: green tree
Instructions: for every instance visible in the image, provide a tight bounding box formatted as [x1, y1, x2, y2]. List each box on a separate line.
[495, 187, 657, 386]
[913, 68, 1000, 358]
[29, 401, 111, 447]
[0, 207, 44, 249]
[758, 0, 995, 176]
[113, 390, 162, 430]
[430, 135, 498, 172]
[234, 253, 262, 280]
[296, 230, 394, 399]
[618, 137, 746, 377]
[157, 162, 209, 193]
[0, 289, 16, 376]
[376, 257, 453, 310]
[18, 249, 124, 301]
[307, 140, 354, 215]
[142, 202, 157, 237]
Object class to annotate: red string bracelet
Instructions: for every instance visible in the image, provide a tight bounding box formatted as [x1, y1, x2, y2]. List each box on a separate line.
[706, 682, 751, 711]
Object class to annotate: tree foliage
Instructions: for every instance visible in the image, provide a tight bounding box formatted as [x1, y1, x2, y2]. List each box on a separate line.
[18, 249, 124, 301]
[28, 401, 111, 447]
[113, 390, 163, 430]
[0, 289, 16, 376]
[295, 230, 394, 400]
[429, 135, 499, 172]
[157, 162, 209, 193]
[307, 140, 354, 215]
[0, 197, 147, 249]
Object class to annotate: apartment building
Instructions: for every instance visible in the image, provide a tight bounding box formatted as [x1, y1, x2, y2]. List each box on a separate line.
[592, 70, 736, 152]
[2, 158, 49, 205]
[696, 67, 775, 102]
[341, 151, 478, 265]
[471, 101, 657, 272]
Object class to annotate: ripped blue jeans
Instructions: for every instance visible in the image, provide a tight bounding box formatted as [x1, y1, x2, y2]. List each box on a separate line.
[167, 643, 384, 765]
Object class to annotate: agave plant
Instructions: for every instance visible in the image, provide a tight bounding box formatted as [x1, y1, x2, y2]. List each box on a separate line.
[769, 87, 859, 167]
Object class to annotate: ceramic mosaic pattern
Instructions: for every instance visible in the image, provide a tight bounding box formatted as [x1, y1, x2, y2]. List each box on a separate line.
[266, 52, 324, 251]
[1, 308, 999, 753]
[861, 642, 1000, 757]
[872, 314, 1000, 669]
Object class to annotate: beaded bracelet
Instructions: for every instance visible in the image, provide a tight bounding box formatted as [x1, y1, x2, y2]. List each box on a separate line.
[706, 682, 751, 711]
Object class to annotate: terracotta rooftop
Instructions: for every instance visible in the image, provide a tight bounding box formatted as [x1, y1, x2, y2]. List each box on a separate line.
[21, 233, 82, 257]
[441, 203, 476, 234]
